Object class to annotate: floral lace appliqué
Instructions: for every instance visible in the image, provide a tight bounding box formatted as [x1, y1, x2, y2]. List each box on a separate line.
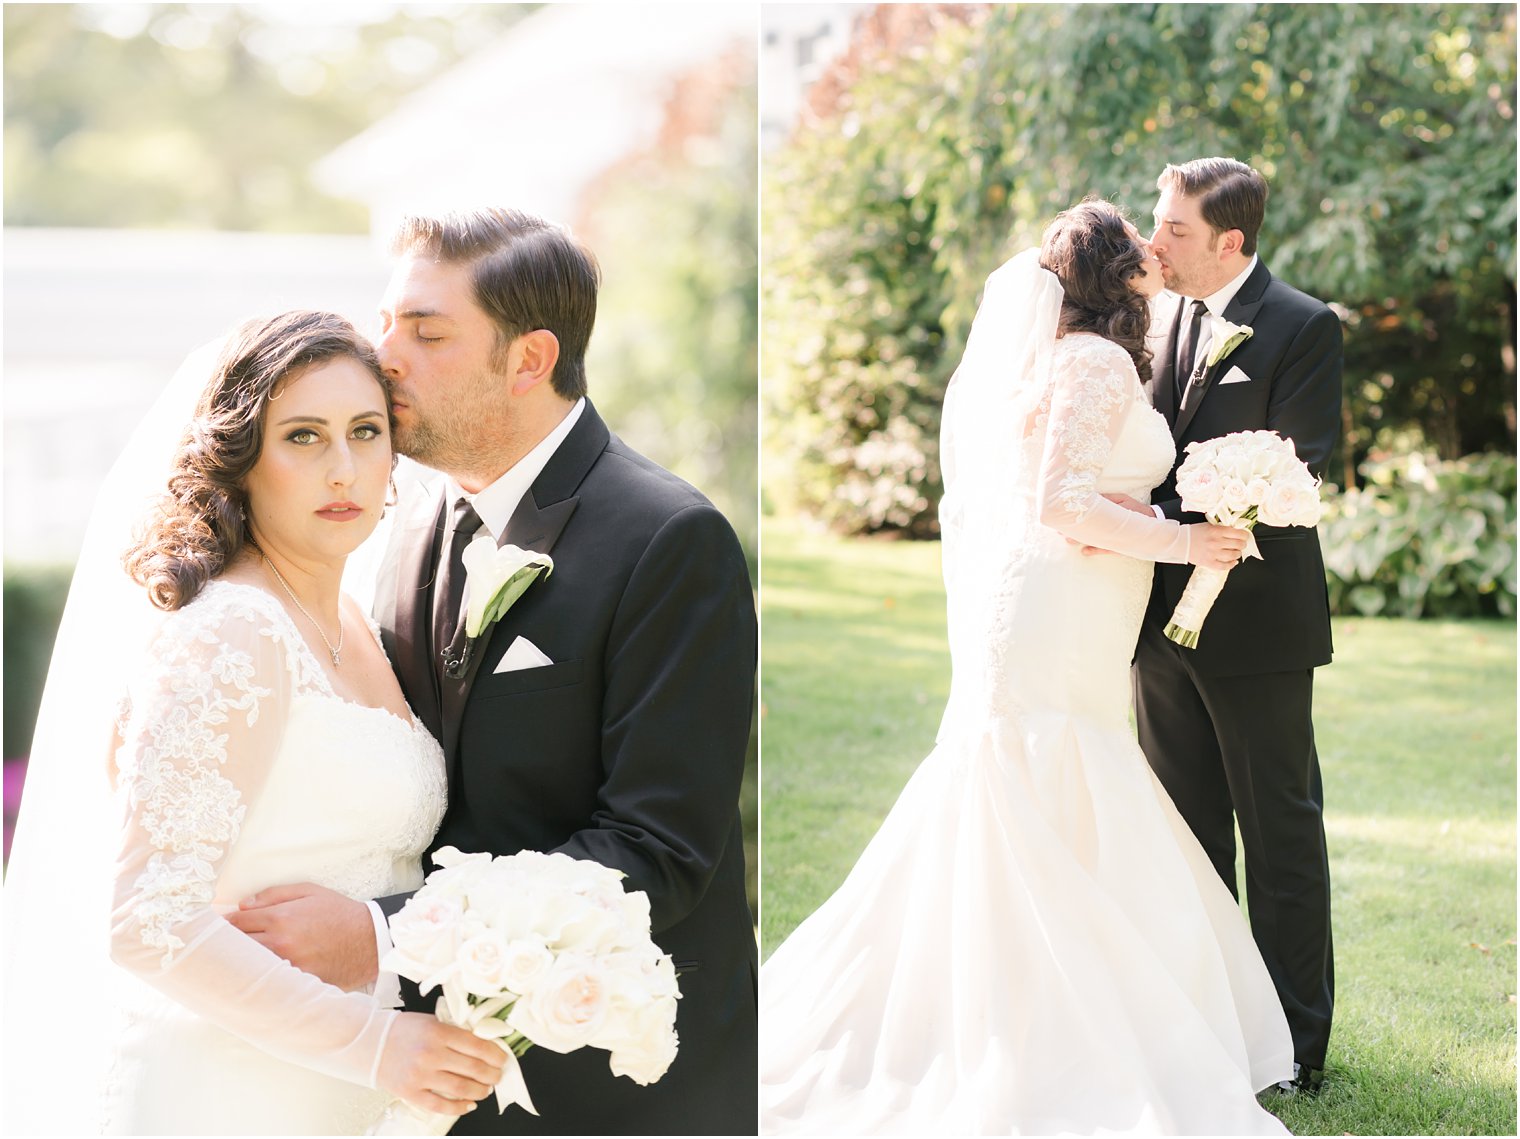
[122, 606, 274, 966]
[1049, 336, 1133, 522]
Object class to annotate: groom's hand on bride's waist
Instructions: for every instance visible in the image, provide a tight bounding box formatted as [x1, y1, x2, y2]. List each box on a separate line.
[226, 882, 379, 991]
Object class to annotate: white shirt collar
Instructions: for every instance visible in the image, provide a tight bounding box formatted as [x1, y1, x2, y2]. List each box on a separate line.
[447, 398, 586, 542]
[1198, 254, 1258, 318]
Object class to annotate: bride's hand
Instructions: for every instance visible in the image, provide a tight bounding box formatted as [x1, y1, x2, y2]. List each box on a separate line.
[1186, 523, 1251, 571]
[377, 1012, 508, 1117]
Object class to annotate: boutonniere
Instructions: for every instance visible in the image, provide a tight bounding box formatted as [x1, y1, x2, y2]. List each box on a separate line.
[443, 535, 554, 679]
[1205, 315, 1254, 368]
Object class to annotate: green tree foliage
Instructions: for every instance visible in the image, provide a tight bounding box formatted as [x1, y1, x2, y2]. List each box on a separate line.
[588, 70, 759, 575]
[3, 3, 534, 232]
[765, 3, 1517, 534]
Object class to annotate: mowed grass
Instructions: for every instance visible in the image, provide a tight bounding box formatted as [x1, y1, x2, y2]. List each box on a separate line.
[758, 515, 1516, 1136]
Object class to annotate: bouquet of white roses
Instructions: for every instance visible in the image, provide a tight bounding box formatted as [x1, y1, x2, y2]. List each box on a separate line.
[369, 847, 681, 1135]
[1165, 429, 1322, 648]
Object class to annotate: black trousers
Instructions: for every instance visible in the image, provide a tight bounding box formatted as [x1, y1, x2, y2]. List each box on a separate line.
[1132, 607, 1335, 1071]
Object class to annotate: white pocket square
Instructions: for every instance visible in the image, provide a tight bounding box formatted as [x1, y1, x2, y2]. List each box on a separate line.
[493, 636, 554, 674]
[1219, 365, 1252, 386]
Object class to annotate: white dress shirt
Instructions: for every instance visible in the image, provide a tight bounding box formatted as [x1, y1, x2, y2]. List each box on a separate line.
[366, 397, 586, 1004]
[1151, 256, 1259, 522]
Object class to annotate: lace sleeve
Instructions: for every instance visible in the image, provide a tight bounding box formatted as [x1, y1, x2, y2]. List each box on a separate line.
[108, 597, 397, 1088]
[1036, 337, 1191, 564]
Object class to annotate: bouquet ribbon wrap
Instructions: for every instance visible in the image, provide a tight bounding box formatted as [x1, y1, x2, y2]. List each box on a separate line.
[1164, 525, 1262, 649]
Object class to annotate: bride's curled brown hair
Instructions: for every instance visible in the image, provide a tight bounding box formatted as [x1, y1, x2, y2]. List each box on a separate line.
[1038, 199, 1153, 384]
[125, 311, 386, 612]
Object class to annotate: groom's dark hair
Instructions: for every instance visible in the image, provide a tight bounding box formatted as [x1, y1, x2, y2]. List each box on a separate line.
[390, 207, 600, 401]
[1156, 158, 1268, 255]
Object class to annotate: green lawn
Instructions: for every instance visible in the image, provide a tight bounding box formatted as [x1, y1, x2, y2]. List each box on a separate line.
[759, 515, 1517, 1136]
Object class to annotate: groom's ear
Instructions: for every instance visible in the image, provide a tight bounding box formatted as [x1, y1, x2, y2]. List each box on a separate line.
[1216, 227, 1246, 259]
[506, 329, 561, 396]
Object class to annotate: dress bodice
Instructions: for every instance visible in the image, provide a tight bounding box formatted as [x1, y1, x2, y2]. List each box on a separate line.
[1036, 332, 1176, 504]
[196, 583, 448, 905]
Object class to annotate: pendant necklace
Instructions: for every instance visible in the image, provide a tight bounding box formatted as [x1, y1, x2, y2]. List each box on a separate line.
[261, 552, 344, 666]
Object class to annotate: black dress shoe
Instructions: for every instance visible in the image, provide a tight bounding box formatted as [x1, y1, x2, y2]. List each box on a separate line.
[1265, 1062, 1324, 1097]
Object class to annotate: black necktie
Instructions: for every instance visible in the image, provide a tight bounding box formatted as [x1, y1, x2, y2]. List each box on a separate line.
[1175, 300, 1207, 404]
[434, 497, 485, 677]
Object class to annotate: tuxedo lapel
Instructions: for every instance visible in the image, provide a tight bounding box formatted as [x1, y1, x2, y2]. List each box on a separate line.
[439, 401, 613, 765]
[377, 488, 448, 739]
[1172, 261, 1271, 442]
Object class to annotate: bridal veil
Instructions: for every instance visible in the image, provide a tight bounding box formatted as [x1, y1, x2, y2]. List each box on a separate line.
[936, 248, 1062, 743]
[2, 342, 221, 1132]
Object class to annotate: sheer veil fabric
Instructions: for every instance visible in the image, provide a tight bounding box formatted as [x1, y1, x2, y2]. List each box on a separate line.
[2, 343, 223, 1133]
[937, 249, 1061, 743]
[759, 252, 1294, 1135]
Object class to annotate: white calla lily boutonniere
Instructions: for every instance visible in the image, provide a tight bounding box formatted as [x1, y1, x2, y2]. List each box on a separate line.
[1204, 315, 1253, 369]
[443, 535, 554, 679]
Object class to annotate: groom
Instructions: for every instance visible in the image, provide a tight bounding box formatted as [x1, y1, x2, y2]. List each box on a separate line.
[1128, 158, 1340, 1094]
[234, 207, 758, 1134]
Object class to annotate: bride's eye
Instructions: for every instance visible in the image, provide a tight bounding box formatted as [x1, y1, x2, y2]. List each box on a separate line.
[352, 423, 384, 440]
[286, 428, 319, 445]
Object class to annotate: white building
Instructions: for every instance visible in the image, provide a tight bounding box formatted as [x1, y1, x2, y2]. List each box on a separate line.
[314, 3, 755, 238]
[759, 4, 859, 152]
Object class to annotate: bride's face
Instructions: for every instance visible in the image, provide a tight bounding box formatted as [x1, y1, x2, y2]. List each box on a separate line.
[242, 358, 393, 564]
[1125, 223, 1165, 299]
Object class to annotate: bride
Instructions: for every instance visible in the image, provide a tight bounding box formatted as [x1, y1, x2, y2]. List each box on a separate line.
[759, 201, 1295, 1135]
[2, 312, 505, 1134]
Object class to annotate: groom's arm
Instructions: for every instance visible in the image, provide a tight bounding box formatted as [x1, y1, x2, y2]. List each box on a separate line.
[549, 500, 757, 931]
[1261, 304, 1342, 482]
[226, 882, 384, 992]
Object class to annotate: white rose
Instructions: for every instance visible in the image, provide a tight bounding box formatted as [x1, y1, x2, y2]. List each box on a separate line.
[1219, 476, 1252, 516]
[1258, 481, 1320, 528]
[1243, 477, 1271, 507]
[385, 895, 463, 983]
[1213, 444, 1248, 477]
[499, 938, 555, 995]
[1177, 466, 1224, 515]
[456, 932, 511, 997]
[507, 955, 611, 1053]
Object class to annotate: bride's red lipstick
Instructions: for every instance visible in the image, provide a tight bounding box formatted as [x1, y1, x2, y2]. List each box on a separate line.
[316, 501, 362, 521]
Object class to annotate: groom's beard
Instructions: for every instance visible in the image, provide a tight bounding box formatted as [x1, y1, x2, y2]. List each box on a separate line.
[392, 373, 514, 485]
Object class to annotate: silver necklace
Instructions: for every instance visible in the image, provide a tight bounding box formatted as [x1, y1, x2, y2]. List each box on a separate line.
[260, 552, 343, 666]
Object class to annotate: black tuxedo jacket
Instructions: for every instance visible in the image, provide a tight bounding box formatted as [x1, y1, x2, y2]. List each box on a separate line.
[375, 401, 758, 1135]
[1145, 260, 1342, 677]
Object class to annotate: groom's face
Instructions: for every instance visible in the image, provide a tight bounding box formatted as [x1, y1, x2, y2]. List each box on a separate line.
[377, 254, 512, 480]
[1149, 189, 1226, 298]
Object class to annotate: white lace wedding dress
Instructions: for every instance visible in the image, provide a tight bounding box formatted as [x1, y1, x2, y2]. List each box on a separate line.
[760, 333, 1294, 1135]
[100, 580, 447, 1135]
